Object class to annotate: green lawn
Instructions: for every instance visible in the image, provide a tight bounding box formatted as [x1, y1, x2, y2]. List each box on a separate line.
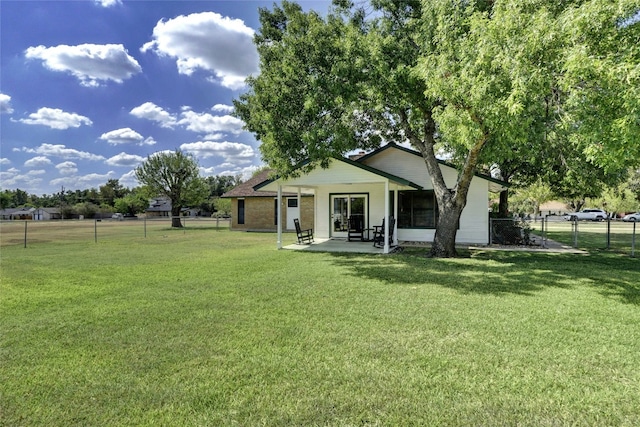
[1, 228, 639, 426]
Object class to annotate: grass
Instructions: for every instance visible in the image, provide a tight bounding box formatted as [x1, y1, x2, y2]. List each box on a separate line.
[1, 227, 640, 426]
[544, 220, 638, 254]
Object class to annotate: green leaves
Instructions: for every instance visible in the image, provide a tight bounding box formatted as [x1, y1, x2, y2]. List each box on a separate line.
[135, 150, 206, 217]
[234, 0, 639, 254]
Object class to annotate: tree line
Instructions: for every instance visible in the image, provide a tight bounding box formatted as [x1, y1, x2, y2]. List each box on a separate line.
[0, 173, 241, 220]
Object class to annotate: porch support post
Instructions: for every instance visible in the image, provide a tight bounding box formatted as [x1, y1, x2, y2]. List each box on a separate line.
[297, 187, 302, 223]
[277, 184, 282, 249]
[384, 180, 390, 254]
[393, 186, 398, 245]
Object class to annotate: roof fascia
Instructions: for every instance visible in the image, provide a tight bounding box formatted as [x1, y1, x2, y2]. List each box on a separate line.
[253, 156, 422, 191]
[358, 143, 510, 188]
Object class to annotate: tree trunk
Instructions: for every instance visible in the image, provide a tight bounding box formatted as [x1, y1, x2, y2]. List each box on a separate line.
[171, 205, 183, 228]
[498, 189, 509, 217]
[430, 198, 464, 257]
[402, 110, 487, 257]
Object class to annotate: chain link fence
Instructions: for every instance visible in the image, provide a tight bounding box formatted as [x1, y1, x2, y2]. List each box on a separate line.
[0, 217, 230, 248]
[490, 216, 637, 256]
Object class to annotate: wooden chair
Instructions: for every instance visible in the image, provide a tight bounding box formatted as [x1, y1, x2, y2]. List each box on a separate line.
[347, 215, 365, 241]
[294, 218, 314, 244]
[372, 217, 395, 248]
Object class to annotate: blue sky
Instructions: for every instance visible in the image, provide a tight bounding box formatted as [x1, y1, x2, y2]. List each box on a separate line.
[0, 0, 331, 196]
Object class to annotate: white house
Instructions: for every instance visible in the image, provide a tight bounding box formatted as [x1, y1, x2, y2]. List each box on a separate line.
[34, 207, 62, 220]
[254, 143, 508, 253]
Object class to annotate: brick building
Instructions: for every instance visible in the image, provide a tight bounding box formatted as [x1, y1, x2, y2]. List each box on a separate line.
[222, 169, 314, 232]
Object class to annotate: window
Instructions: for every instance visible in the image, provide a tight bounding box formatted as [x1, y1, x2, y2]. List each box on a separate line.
[274, 199, 278, 225]
[397, 190, 437, 229]
[238, 199, 245, 224]
[287, 199, 298, 208]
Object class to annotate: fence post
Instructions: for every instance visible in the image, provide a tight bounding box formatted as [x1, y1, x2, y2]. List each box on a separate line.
[606, 217, 611, 250]
[573, 219, 578, 248]
[632, 222, 636, 257]
[489, 218, 493, 245]
[144, 217, 147, 238]
[24, 221, 27, 248]
[95, 219, 98, 243]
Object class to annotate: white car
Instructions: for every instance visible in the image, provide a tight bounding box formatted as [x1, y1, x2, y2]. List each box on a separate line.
[563, 209, 607, 221]
[622, 212, 640, 222]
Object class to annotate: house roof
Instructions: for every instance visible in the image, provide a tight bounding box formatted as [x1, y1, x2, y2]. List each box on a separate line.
[37, 207, 61, 213]
[253, 156, 423, 192]
[222, 169, 311, 198]
[357, 143, 510, 192]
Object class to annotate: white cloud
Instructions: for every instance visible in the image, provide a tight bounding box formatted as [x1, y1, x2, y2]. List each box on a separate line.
[199, 166, 216, 176]
[0, 168, 43, 189]
[56, 161, 78, 175]
[25, 43, 141, 87]
[99, 127, 145, 145]
[19, 143, 104, 161]
[141, 12, 258, 90]
[17, 107, 92, 129]
[179, 140, 255, 163]
[0, 93, 14, 114]
[95, 0, 122, 7]
[212, 104, 235, 114]
[178, 110, 244, 135]
[118, 169, 138, 188]
[216, 164, 261, 181]
[24, 156, 52, 168]
[130, 102, 177, 128]
[0, 158, 11, 165]
[105, 152, 145, 167]
[132, 101, 245, 139]
[50, 172, 115, 188]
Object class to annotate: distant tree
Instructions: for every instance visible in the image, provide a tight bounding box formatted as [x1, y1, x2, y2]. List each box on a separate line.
[0, 190, 13, 209]
[74, 202, 99, 219]
[114, 193, 148, 216]
[99, 179, 128, 207]
[135, 150, 207, 228]
[628, 168, 640, 204]
[204, 175, 242, 198]
[592, 173, 640, 216]
[213, 197, 232, 217]
[509, 180, 554, 217]
[60, 204, 76, 220]
[13, 189, 29, 206]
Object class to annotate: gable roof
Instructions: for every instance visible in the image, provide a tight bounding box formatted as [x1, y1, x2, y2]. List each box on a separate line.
[222, 169, 311, 198]
[357, 143, 509, 191]
[253, 156, 423, 192]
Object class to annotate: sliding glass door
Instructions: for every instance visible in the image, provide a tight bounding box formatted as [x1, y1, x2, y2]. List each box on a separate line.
[330, 194, 367, 238]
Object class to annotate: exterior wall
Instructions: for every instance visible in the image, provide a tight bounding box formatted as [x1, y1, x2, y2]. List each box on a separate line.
[230, 196, 314, 231]
[314, 183, 384, 239]
[311, 149, 491, 244]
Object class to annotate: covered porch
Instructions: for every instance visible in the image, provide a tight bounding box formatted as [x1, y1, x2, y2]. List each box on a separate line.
[254, 157, 422, 254]
[283, 238, 386, 254]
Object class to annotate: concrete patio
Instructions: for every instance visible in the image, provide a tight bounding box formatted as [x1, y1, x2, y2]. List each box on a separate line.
[283, 238, 386, 254]
[282, 236, 587, 254]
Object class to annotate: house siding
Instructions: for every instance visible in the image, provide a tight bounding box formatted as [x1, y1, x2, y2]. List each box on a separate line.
[361, 148, 490, 244]
[230, 197, 314, 232]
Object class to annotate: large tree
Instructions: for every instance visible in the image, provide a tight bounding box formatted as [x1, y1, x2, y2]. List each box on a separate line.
[235, 0, 639, 257]
[135, 150, 207, 228]
[99, 179, 128, 207]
